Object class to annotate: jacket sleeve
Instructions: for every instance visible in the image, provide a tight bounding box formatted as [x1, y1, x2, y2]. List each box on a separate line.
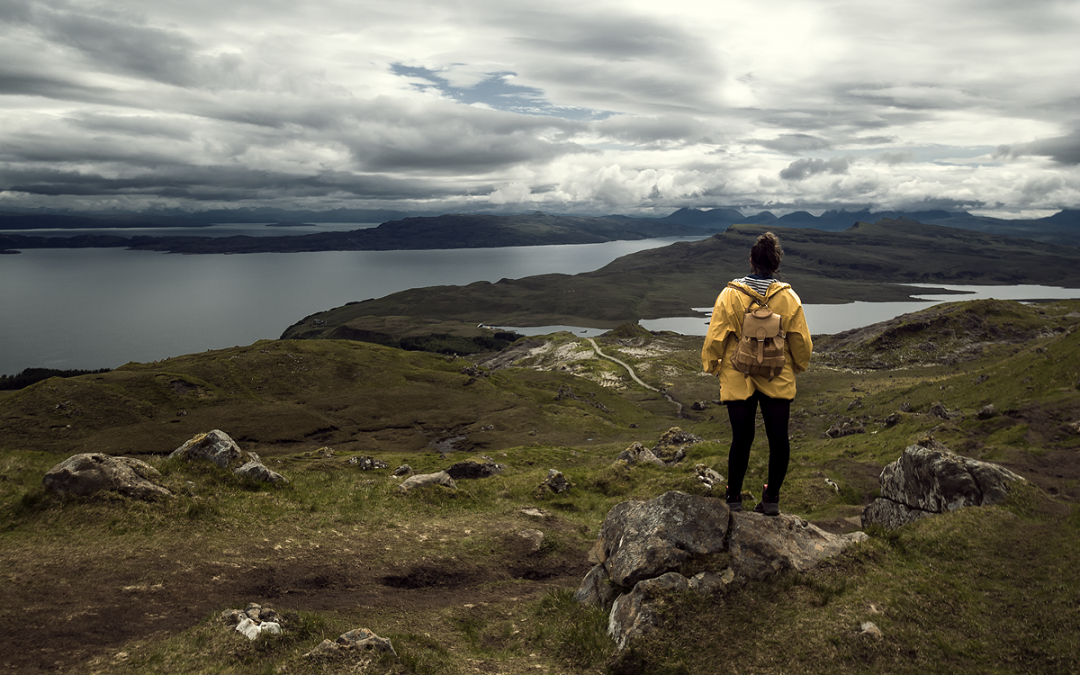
[701, 288, 739, 375]
[785, 302, 813, 374]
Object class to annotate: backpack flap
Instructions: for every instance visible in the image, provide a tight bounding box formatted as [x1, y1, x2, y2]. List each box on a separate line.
[732, 297, 787, 379]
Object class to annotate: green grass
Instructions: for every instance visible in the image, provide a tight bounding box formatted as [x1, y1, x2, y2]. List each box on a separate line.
[3, 298, 1080, 673]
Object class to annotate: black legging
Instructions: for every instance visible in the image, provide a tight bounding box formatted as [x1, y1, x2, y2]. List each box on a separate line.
[726, 391, 791, 497]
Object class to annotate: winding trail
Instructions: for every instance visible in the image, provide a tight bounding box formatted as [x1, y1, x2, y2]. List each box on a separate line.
[585, 338, 684, 416]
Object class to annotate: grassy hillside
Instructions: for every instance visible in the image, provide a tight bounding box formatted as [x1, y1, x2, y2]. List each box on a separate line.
[282, 219, 1080, 342]
[2, 299, 1080, 673]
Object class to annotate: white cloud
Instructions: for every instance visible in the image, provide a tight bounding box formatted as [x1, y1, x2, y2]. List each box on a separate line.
[1, 0, 1079, 216]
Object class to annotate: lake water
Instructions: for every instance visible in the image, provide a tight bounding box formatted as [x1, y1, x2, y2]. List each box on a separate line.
[3, 227, 1080, 375]
[637, 284, 1080, 337]
[0, 232, 705, 374]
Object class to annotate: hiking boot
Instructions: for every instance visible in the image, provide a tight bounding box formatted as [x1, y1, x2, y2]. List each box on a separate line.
[725, 485, 743, 512]
[753, 485, 779, 516]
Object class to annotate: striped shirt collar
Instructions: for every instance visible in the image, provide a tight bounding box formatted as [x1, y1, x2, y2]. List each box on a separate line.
[734, 275, 776, 297]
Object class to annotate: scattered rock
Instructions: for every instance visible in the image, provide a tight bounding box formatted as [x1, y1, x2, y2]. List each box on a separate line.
[976, 404, 997, 419]
[305, 627, 396, 659]
[694, 464, 723, 490]
[690, 401, 708, 411]
[929, 402, 950, 420]
[220, 603, 285, 641]
[42, 453, 172, 501]
[446, 460, 504, 479]
[847, 398, 863, 411]
[882, 413, 902, 427]
[349, 456, 388, 470]
[617, 442, 667, 468]
[651, 427, 702, 465]
[862, 444, 1026, 530]
[236, 617, 282, 640]
[516, 529, 545, 553]
[397, 471, 457, 493]
[460, 364, 489, 379]
[169, 429, 242, 469]
[860, 621, 883, 639]
[392, 464, 413, 476]
[825, 418, 866, 438]
[234, 460, 289, 485]
[520, 507, 547, 518]
[538, 469, 571, 494]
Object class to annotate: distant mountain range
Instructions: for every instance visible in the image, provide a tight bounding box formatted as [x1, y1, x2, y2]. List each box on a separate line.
[2, 206, 1078, 248]
[0, 212, 701, 254]
[649, 207, 1080, 242]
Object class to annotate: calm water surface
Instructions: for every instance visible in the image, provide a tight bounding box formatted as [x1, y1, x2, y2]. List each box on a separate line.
[0, 236, 702, 374]
[4, 230, 1080, 374]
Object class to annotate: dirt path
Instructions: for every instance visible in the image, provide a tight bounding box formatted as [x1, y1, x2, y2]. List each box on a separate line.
[586, 338, 684, 416]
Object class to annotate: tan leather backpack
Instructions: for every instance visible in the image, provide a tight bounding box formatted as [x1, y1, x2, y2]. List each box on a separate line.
[728, 283, 786, 380]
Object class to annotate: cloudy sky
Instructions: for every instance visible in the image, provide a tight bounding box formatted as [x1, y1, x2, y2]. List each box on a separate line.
[2, 0, 1079, 218]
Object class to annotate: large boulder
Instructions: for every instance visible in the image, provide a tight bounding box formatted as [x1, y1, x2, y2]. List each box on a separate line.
[42, 453, 172, 501]
[170, 429, 242, 469]
[862, 444, 1026, 530]
[596, 491, 730, 588]
[608, 572, 690, 651]
[575, 564, 623, 610]
[728, 513, 868, 582]
[577, 490, 869, 651]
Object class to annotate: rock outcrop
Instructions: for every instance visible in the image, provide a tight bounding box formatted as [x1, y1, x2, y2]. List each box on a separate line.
[234, 460, 289, 485]
[862, 443, 1025, 530]
[446, 460, 504, 479]
[616, 442, 668, 468]
[42, 453, 172, 501]
[651, 427, 702, 465]
[220, 603, 284, 641]
[170, 429, 288, 485]
[577, 490, 867, 650]
[169, 429, 242, 469]
[305, 627, 396, 659]
[397, 470, 457, 492]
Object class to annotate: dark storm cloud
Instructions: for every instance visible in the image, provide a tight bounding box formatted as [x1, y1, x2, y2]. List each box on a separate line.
[3, 0, 202, 87]
[754, 134, 834, 154]
[2, 164, 462, 201]
[997, 129, 1080, 165]
[779, 157, 852, 181]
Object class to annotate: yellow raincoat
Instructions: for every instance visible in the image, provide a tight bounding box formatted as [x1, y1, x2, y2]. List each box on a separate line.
[701, 280, 812, 402]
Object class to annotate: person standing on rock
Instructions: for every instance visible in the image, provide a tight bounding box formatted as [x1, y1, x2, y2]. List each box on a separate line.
[701, 231, 812, 516]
